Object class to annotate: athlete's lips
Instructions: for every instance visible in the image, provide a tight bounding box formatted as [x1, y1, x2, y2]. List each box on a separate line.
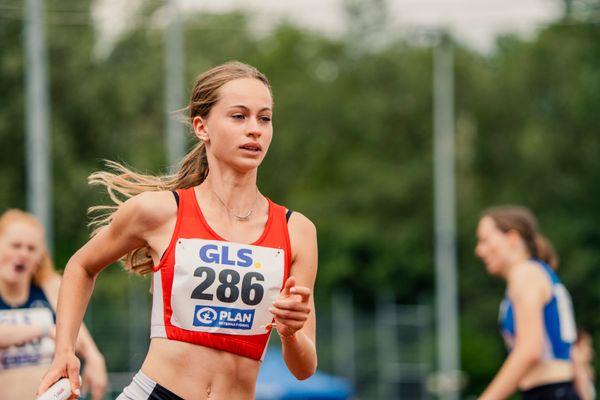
[239, 142, 262, 152]
[14, 264, 26, 273]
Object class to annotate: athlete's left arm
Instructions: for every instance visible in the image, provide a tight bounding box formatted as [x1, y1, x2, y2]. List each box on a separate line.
[271, 212, 318, 380]
[42, 277, 108, 400]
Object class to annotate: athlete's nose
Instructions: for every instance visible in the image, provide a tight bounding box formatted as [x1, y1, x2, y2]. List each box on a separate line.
[246, 120, 262, 139]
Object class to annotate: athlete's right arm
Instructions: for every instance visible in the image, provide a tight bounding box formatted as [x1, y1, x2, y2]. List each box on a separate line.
[36, 191, 176, 399]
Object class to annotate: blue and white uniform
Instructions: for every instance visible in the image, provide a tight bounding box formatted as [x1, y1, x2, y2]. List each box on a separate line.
[499, 260, 577, 360]
[0, 283, 55, 370]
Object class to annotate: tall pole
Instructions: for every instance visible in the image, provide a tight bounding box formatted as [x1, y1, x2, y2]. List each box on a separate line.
[164, 0, 185, 168]
[332, 291, 355, 386]
[376, 292, 399, 400]
[24, 0, 52, 247]
[433, 32, 460, 400]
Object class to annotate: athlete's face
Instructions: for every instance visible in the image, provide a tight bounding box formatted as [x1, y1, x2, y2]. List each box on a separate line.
[475, 216, 512, 277]
[194, 78, 273, 173]
[0, 222, 45, 285]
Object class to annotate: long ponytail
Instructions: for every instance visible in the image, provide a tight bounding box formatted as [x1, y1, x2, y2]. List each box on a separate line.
[88, 143, 209, 275]
[535, 234, 559, 270]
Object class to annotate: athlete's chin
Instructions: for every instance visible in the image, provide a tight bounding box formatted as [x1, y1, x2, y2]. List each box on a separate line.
[233, 158, 265, 172]
[3, 273, 28, 285]
[485, 263, 502, 277]
[485, 266, 502, 277]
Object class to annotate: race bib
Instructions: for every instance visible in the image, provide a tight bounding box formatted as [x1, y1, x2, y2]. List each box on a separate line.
[170, 239, 284, 335]
[0, 308, 54, 370]
[554, 283, 577, 343]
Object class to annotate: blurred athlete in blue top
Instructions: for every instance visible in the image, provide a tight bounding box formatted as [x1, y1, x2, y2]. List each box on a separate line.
[475, 205, 579, 400]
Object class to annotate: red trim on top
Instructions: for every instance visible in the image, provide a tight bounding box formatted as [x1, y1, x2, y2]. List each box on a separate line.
[282, 209, 292, 286]
[153, 187, 292, 360]
[152, 190, 185, 273]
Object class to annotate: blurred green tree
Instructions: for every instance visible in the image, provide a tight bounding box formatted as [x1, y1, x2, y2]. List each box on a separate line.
[1, 1, 599, 397]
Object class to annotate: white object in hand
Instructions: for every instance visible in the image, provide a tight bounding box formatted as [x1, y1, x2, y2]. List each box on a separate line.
[36, 378, 73, 400]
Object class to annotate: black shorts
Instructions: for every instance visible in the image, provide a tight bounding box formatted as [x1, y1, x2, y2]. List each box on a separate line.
[521, 381, 580, 400]
[117, 371, 183, 400]
[147, 384, 183, 400]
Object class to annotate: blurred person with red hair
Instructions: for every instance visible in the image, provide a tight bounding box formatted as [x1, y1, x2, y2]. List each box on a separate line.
[475, 205, 579, 400]
[0, 209, 107, 399]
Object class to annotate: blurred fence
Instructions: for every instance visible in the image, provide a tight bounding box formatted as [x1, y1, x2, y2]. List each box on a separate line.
[86, 275, 435, 399]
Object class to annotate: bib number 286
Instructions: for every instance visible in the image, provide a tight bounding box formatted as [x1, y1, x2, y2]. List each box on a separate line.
[190, 266, 265, 306]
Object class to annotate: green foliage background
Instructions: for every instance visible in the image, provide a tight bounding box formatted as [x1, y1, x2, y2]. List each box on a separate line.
[1, 0, 599, 397]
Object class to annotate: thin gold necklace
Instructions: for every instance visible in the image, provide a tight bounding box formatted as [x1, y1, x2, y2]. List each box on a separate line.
[212, 188, 259, 222]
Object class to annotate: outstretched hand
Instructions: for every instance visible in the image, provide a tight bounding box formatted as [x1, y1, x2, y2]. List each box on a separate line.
[270, 276, 312, 339]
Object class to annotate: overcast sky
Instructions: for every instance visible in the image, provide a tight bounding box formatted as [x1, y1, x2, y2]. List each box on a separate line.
[94, 0, 563, 54]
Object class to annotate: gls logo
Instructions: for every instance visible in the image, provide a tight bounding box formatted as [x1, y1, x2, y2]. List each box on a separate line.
[199, 244, 253, 267]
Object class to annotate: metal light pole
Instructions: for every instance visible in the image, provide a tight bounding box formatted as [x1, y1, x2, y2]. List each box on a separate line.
[433, 31, 460, 400]
[24, 0, 52, 247]
[332, 291, 356, 386]
[164, 0, 185, 168]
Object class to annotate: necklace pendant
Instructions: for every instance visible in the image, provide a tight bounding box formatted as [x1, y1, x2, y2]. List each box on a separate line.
[212, 187, 259, 222]
[235, 210, 253, 222]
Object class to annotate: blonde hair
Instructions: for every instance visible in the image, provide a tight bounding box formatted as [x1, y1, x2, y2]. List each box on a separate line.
[0, 209, 59, 285]
[89, 61, 271, 275]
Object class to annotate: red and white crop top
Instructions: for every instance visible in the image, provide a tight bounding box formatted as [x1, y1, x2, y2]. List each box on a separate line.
[150, 187, 291, 361]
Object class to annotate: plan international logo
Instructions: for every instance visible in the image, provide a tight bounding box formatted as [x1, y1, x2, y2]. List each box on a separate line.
[193, 305, 255, 330]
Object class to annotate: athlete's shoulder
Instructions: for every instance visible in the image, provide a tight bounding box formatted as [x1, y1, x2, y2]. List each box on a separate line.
[132, 190, 177, 208]
[39, 275, 62, 309]
[287, 211, 316, 236]
[510, 260, 546, 281]
[287, 212, 317, 261]
[507, 260, 550, 303]
[39, 275, 61, 296]
[116, 190, 178, 231]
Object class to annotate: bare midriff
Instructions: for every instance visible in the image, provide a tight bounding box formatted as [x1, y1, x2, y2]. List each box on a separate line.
[519, 359, 574, 390]
[141, 338, 261, 400]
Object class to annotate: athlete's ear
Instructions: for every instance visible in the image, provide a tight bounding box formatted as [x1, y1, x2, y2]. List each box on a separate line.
[192, 116, 209, 142]
[506, 229, 523, 248]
